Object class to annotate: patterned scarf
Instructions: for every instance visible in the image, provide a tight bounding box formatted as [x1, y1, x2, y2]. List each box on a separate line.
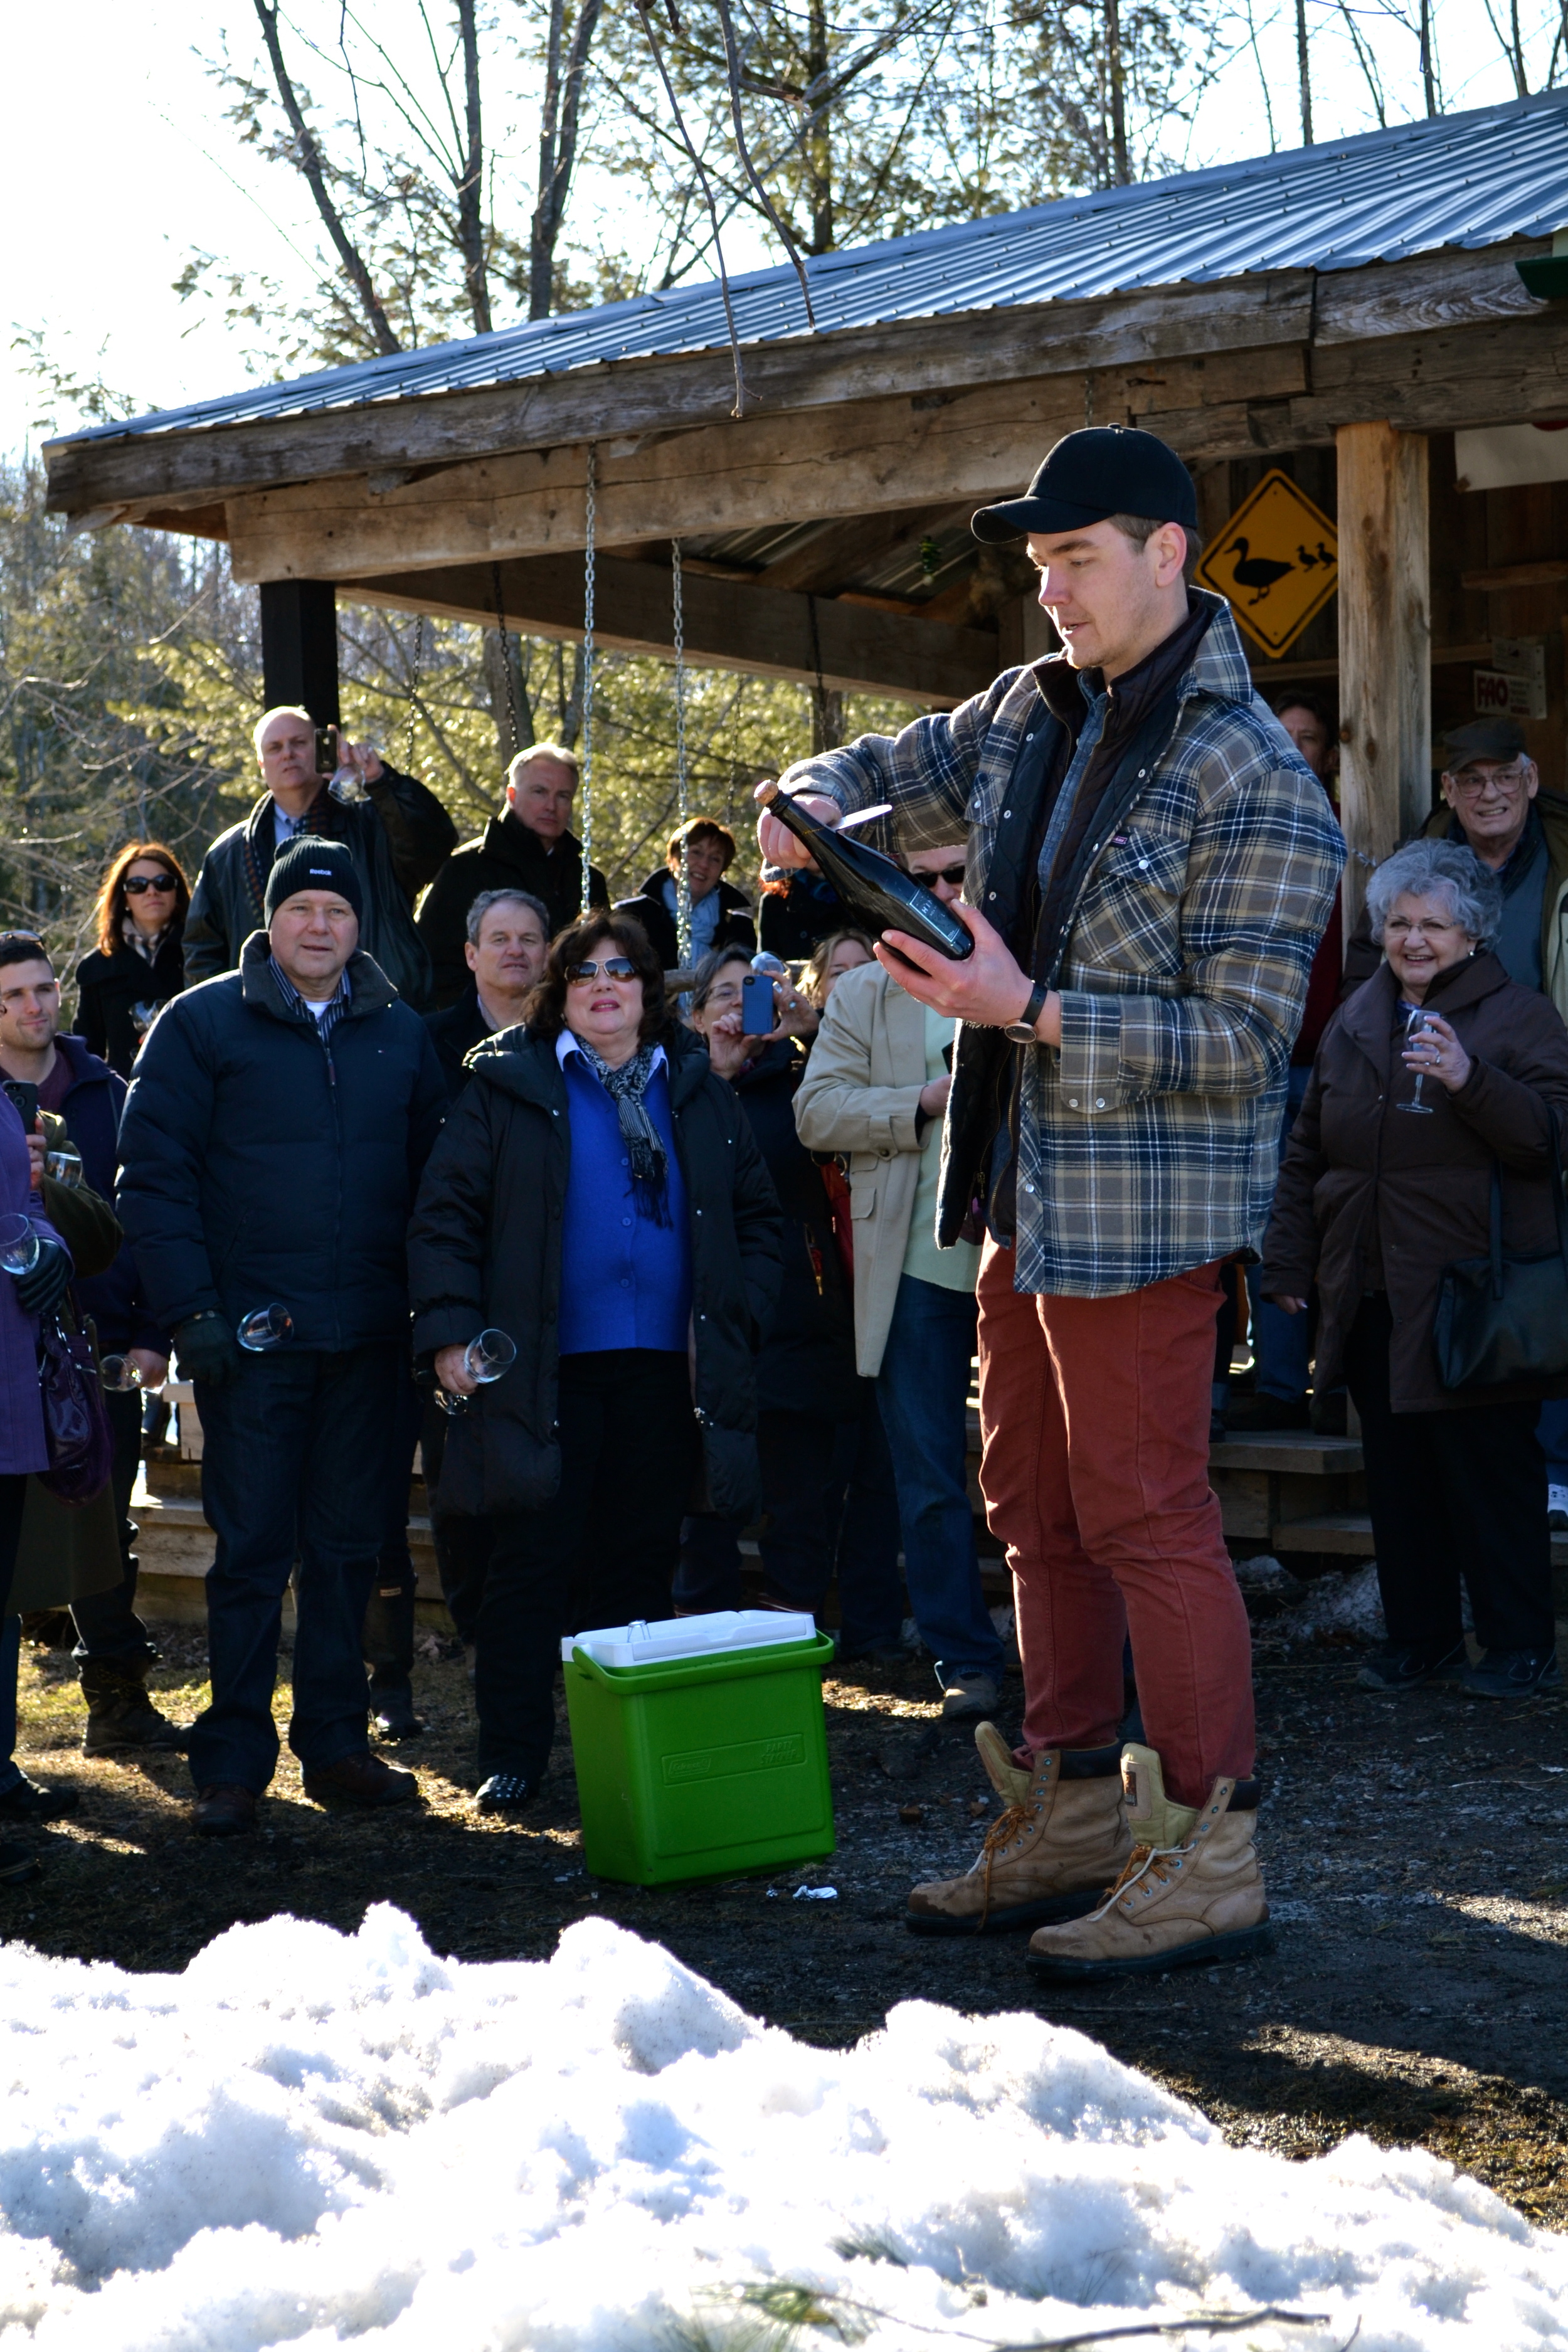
[571, 1036, 671, 1226]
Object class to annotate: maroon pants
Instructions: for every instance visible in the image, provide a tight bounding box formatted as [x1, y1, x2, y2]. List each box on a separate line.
[977, 1241, 1254, 1809]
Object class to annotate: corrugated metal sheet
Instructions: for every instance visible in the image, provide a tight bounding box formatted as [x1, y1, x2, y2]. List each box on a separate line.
[62, 90, 1568, 447]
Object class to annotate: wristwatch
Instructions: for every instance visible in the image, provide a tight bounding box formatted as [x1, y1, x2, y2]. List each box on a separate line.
[1003, 982, 1049, 1044]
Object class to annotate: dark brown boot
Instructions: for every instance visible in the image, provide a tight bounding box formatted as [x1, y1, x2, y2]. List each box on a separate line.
[80, 1658, 188, 1754]
[193, 1784, 257, 1838]
[303, 1754, 420, 1809]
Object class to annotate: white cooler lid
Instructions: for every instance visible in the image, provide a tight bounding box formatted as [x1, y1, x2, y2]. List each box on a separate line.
[561, 1608, 817, 1669]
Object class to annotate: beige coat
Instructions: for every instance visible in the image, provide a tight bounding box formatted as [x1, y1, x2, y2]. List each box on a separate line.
[793, 961, 931, 1377]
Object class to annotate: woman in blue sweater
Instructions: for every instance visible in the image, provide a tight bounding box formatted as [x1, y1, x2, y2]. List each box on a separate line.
[409, 913, 782, 1811]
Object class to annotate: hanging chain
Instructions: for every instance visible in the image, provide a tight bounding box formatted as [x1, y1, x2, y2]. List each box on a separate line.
[580, 445, 597, 915]
[490, 564, 521, 760]
[672, 537, 692, 967]
[404, 612, 425, 774]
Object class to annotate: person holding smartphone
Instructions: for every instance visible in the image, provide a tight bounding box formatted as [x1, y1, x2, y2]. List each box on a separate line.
[183, 709, 457, 1009]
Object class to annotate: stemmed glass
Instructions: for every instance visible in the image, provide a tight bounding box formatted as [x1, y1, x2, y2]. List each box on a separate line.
[237, 1303, 294, 1352]
[1399, 1006, 1437, 1116]
[98, 1356, 143, 1393]
[437, 1327, 517, 1416]
[0, 1215, 40, 1276]
[45, 1142, 82, 1189]
[130, 1002, 160, 1039]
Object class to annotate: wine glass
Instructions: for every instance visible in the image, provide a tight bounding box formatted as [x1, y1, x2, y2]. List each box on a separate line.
[130, 1001, 160, 1039]
[437, 1327, 517, 1414]
[328, 741, 373, 804]
[45, 1143, 83, 1189]
[237, 1303, 294, 1352]
[98, 1355, 142, 1393]
[1399, 1006, 1437, 1116]
[0, 1214, 40, 1276]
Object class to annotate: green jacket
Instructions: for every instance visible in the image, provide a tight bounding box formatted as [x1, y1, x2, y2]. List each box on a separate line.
[1342, 789, 1568, 1025]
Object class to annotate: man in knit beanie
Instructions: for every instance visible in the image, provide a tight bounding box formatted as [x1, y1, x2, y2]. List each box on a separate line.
[117, 823, 447, 1837]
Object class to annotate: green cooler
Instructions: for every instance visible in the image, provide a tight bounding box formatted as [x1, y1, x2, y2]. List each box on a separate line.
[561, 1611, 837, 1885]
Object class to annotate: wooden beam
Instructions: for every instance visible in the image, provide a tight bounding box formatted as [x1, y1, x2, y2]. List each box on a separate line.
[46, 244, 1544, 522]
[1278, 309, 1568, 447]
[1337, 421, 1431, 932]
[1460, 560, 1568, 590]
[342, 554, 999, 705]
[41, 274, 1318, 517]
[224, 351, 1311, 583]
[260, 580, 339, 725]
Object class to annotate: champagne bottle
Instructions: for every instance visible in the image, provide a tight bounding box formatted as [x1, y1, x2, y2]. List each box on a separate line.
[756, 781, 973, 963]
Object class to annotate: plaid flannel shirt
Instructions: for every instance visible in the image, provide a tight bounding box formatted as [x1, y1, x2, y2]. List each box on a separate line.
[777, 594, 1345, 1296]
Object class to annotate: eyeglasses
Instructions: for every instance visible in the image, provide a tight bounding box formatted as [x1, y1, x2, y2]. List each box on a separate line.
[124, 874, 177, 896]
[565, 958, 640, 984]
[1446, 764, 1531, 798]
[909, 863, 967, 890]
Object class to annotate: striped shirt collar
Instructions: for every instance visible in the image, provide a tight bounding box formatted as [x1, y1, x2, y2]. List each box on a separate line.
[270, 956, 352, 1040]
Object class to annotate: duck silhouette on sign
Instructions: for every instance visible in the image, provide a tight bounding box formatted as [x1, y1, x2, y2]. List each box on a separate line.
[1227, 538, 1295, 605]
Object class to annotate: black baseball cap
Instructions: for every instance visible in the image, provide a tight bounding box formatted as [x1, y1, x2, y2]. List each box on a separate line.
[972, 426, 1199, 544]
[1441, 718, 1527, 766]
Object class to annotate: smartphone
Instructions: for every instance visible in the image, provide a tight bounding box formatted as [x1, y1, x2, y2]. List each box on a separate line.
[741, 973, 776, 1036]
[2, 1080, 38, 1133]
[314, 723, 338, 775]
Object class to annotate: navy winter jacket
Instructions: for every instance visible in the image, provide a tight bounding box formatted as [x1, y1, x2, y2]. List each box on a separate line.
[116, 936, 447, 1348]
[48, 1034, 166, 1357]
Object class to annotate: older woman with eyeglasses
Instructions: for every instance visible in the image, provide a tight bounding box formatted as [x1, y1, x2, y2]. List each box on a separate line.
[1261, 838, 1568, 1703]
[408, 911, 782, 1811]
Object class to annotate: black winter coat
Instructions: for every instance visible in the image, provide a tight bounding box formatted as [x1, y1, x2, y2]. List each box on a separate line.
[183, 766, 456, 1009]
[424, 985, 493, 1103]
[415, 811, 609, 1007]
[757, 872, 853, 962]
[117, 937, 448, 1348]
[728, 1040, 860, 1419]
[73, 929, 185, 1079]
[408, 1024, 783, 1518]
[615, 872, 756, 972]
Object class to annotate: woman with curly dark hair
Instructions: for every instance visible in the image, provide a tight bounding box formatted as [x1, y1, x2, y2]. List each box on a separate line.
[408, 910, 782, 1812]
[72, 843, 190, 1078]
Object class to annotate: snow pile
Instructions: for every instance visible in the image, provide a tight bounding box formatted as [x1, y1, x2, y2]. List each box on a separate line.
[0, 1907, 1559, 2349]
[1287, 1560, 1387, 1642]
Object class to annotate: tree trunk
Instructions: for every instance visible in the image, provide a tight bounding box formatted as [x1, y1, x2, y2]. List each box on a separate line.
[1296, 0, 1314, 142]
[483, 628, 534, 765]
[1104, 0, 1130, 185]
[806, 0, 834, 252]
[455, 0, 493, 334]
[529, 0, 605, 320]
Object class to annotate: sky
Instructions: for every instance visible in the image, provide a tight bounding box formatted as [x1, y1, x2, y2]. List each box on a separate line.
[1, 0, 1560, 463]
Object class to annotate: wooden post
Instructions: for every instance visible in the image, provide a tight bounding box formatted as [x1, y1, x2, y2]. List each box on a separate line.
[260, 579, 341, 724]
[1335, 421, 1431, 933]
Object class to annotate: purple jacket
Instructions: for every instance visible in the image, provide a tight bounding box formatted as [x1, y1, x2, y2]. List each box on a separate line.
[0, 1094, 66, 1476]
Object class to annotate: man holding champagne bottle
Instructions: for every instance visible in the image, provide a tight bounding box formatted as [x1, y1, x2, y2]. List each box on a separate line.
[761, 427, 1343, 1980]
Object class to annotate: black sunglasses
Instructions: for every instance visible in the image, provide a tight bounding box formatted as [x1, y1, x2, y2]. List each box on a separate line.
[908, 862, 967, 890]
[124, 874, 177, 896]
[566, 957, 640, 983]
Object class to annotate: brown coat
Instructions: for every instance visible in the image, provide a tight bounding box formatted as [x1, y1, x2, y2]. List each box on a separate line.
[1258, 951, 1568, 1412]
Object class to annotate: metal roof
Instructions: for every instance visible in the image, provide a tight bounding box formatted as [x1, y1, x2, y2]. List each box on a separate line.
[62, 90, 1568, 448]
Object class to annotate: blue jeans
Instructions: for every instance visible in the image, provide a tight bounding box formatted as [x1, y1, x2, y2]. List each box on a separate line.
[876, 1274, 1004, 1685]
[192, 1344, 400, 1793]
[1254, 1066, 1315, 1403]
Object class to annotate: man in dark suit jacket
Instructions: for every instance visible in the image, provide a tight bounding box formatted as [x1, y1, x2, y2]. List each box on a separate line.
[424, 889, 550, 1102]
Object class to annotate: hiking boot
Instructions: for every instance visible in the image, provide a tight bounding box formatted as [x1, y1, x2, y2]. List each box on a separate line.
[905, 1738, 1130, 1935]
[1458, 1648, 1562, 1701]
[0, 1776, 79, 1823]
[302, 1753, 421, 1809]
[80, 1658, 188, 1754]
[1357, 1640, 1467, 1694]
[369, 1680, 425, 1741]
[1026, 1743, 1272, 1982]
[193, 1784, 257, 1838]
[940, 1671, 1000, 1722]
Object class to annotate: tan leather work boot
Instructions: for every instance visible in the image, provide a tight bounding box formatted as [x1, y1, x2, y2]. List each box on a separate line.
[1025, 1743, 1271, 1981]
[905, 1737, 1131, 1936]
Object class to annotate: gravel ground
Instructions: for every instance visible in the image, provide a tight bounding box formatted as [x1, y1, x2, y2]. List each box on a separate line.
[6, 1594, 1568, 2231]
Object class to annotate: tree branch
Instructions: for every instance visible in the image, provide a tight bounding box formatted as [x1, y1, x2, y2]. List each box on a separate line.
[250, 0, 401, 354]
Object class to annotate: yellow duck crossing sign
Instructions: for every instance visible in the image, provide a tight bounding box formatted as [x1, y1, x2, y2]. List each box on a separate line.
[1195, 469, 1338, 658]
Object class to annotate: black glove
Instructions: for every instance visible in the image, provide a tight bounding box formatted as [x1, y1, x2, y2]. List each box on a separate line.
[174, 1312, 245, 1390]
[13, 1240, 73, 1318]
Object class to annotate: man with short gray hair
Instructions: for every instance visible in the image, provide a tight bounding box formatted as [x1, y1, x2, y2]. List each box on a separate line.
[416, 742, 607, 1005]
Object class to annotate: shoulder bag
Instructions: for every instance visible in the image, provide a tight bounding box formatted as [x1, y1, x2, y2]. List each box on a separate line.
[1434, 1110, 1568, 1392]
[37, 1310, 114, 1505]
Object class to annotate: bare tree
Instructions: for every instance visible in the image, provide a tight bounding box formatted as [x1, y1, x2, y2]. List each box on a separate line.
[529, 0, 606, 319]
[1296, 0, 1314, 142]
